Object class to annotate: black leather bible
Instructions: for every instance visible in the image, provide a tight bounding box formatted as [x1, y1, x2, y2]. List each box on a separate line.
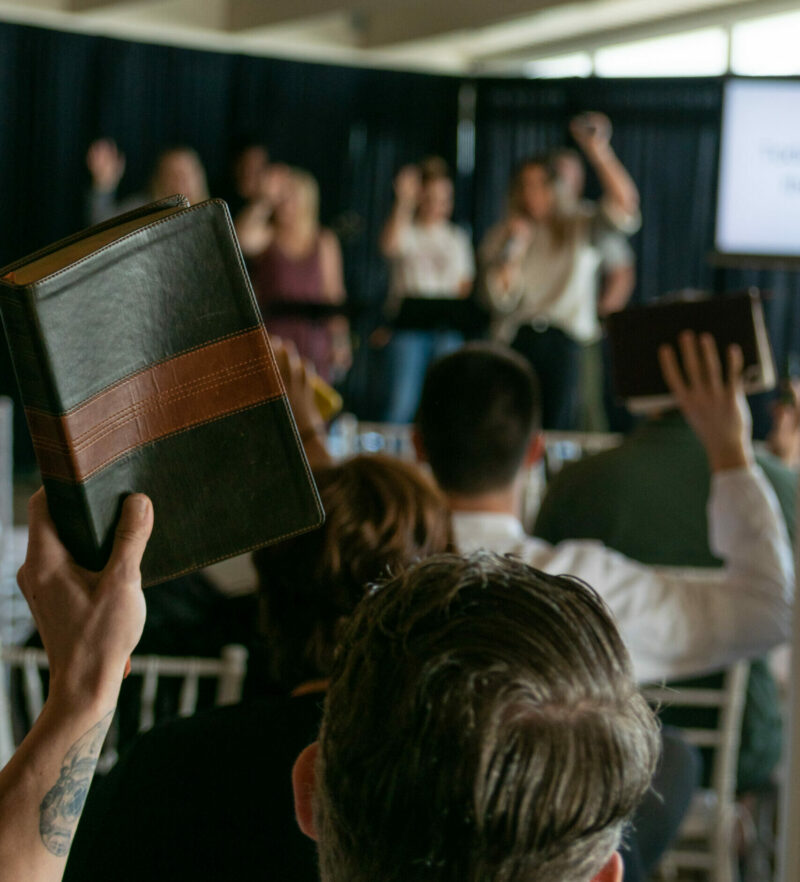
[0, 196, 324, 586]
[606, 290, 776, 413]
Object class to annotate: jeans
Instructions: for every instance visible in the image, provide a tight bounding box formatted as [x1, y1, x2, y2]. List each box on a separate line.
[382, 330, 463, 424]
[511, 324, 581, 431]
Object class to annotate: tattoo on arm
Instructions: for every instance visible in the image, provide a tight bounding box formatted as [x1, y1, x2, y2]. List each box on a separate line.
[39, 711, 113, 857]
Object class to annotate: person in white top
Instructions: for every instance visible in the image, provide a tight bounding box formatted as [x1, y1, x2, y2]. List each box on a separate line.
[377, 158, 475, 423]
[413, 340, 793, 686]
[479, 114, 640, 430]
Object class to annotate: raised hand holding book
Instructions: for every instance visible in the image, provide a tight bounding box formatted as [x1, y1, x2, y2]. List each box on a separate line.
[0, 196, 324, 586]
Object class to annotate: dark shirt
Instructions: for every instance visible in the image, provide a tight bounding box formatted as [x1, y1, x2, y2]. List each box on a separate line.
[66, 694, 323, 881]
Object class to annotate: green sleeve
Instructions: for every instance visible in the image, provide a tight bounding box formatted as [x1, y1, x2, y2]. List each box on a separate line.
[755, 453, 797, 543]
[533, 476, 569, 544]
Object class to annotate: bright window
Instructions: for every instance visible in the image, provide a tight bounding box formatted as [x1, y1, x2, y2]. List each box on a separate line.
[594, 27, 729, 77]
[732, 10, 800, 75]
[524, 52, 593, 79]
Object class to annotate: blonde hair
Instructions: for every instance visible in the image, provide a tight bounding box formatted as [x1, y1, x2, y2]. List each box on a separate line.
[287, 167, 320, 238]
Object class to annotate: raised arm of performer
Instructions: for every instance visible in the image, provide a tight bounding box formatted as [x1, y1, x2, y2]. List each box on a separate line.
[570, 112, 640, 223]
[0, 492, 153, 882]
[379, 164, 421, 258]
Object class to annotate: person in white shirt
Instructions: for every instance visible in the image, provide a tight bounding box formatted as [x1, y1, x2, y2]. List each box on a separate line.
[479, 114, 640, 430]
[413, 341, 793, 686]
[378, 158, 475, 423]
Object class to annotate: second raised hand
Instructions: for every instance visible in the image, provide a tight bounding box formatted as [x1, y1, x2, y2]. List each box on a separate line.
[658, 331, 752, 473]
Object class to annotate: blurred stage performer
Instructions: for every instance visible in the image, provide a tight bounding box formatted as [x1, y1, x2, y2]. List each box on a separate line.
[479, 113, 640, 430]
[236, 166, 350, 383]
[378, 157, 475, 424]
[551, 145, 638, 431]
[86, 139, 209, 224]
[226, 139, 270, 216]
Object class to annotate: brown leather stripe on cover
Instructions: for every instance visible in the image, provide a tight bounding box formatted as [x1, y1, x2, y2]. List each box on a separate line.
[27, 327, 284, 482]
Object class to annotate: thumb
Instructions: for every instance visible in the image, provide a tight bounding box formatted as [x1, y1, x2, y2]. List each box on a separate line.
[106, 494, 153, 580]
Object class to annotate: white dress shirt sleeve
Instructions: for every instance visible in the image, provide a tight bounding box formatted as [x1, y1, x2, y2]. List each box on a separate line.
[569, 465, 793, 684]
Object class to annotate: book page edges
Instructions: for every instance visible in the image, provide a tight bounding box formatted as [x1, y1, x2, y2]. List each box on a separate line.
[5, 205, 183, 286]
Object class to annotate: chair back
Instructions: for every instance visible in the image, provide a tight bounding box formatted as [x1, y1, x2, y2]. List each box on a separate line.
[0, 643, 248, 769]
[643, 660, 750, 882]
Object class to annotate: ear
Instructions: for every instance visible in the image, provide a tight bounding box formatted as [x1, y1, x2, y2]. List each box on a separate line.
[292, 742, 320, 841]
[411, 427, 427, 464]
[591, 852, 623, 882]
[524, 432, 546, 467]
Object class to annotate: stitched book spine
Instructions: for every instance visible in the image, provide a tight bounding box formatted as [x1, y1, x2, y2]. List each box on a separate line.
[0, 286, 60, 415]
[0, 285, 98, 566]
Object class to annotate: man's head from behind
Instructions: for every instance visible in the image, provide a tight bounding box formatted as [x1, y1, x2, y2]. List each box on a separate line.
[299, 553, 659, 882]
[416, 343, 540, 496]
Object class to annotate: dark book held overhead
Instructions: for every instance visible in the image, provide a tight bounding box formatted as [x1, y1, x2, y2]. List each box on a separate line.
[606, 290, 776, 413]
[0, 196, 324, 586]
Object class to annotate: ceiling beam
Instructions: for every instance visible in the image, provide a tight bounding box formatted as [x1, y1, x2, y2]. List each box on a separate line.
[226, 0, 364, 31]
[356, 0, 576, 48]
[69, 0, 147, 10]
[471, 0, 800, 66]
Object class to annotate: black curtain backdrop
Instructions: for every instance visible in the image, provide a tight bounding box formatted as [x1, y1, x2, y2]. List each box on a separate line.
[0, 21, 461, 460]
[2, 21, 800, 460]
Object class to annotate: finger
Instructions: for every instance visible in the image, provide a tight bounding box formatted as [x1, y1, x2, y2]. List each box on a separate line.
[281, 338, 300, 364]
[678, 331, 703, 389]
[16, 565, 27, 599]
[272, 340, 293, 384]
[24, 488, 70, 570]
[699, 333, 723, 392]
[104, 494, 153, 582]
[285, 343, 304, 384]
[726, 344, 744, 393]
[302, 354, 318, 381]
[271, 339, 303, 391]
[658, 344, 688, 399]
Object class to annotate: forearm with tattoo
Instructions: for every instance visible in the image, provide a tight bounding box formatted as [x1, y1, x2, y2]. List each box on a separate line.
[38, 711, 113, 857]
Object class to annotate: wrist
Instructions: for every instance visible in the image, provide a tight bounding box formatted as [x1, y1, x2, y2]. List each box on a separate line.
[45, 686, 120, 732]
[585, 142, 614, 164]
[707, 443, 752, 473]
[48, 664, 124, 715]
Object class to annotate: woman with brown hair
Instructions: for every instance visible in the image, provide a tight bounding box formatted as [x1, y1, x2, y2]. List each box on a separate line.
[65, 454, 452, 882]
[479, 113, 640, 430]
[254, 454, 453, 693]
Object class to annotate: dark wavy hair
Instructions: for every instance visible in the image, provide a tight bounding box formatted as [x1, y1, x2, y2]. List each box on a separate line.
[252, 455, 453, 690]
[317, 552, 660, 882]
